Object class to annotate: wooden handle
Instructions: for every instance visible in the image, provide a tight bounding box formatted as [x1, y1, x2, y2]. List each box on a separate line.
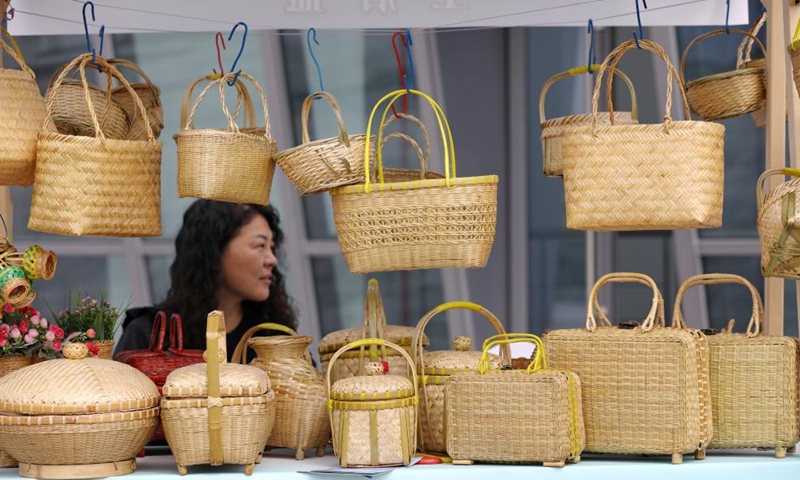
[205, 310, 226, 465]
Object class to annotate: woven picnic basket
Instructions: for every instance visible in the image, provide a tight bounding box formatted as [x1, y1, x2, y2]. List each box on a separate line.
[738, 13, 769, 127]
[539, 64, 638, 177]
[107, 58, 164, 141]
[29, 54, 162, 237]
[275, 91, 374, 195]
[0, 346, 160, 479]
[327, 338, 418, 467]
[446, 333, 585, 467]
[161, 311, 276, 475]
[410, 301, 510, 454]
[175, 72, 277, 205]
[561, 39, 724, 231]
[0, 354, 35, 468]
[673, 274, 799, 456]
[377, 113, 444, 183]
[330, 89, 498, 273]
[231, 323, 330, 461]
[757, 168, 800, 280]
[681, 28, 766, 121]
[543, 272, 713, 464]
[0, 32, 47, 186]
[318, 279, 427, 383]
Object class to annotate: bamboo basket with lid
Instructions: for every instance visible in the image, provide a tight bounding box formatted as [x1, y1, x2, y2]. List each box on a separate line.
[0, 353, 35, 468]
[161, 311, 276, 475]
[318, 279, 428, 383]
[327, 338, 418, 468]
[410, 301, 510, 454]
[0, 342, 160, 479]
[231, 322, 330, 461]
[672, 274, 799, 456]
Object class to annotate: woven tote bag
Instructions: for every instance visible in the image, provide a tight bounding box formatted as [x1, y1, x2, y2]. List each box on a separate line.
[377, 112, 444, 183]
[29, 54, 162, 237]
[544, 272, 713, 464]
[738, 13, 769, 127]
[673, 274, 799, 456]
[174, 72, 277, 205]
[330, 89, 498, 273]
[681, 28, 766, 121]
[539, 64, 638, 177]
[275, 91, 375, 195]
[757, 168, 800, 280]
[107, 58, 164, 141]
[561, 39, 725, 231]
[0, 33, 47, 187]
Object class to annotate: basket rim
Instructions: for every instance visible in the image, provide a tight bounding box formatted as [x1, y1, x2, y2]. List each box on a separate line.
[172, 128, 276, 143]
[560, 119, 725, 136]
[39, 130, 164, 148]
[161, 389, 276, 408]
[274, 133, 372, 162]
[541, 110, 635, 130]
[330, 174, 498, 196]
[330, 386, 415, 401]
[686, 67, 764, 89]
[0, 406, 160, 426]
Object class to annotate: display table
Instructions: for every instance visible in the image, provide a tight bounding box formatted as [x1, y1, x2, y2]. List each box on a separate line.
[1, 447, 798, 480]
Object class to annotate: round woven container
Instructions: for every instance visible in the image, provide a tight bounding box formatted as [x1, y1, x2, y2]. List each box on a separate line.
[757, 168, 800, 280]
[0, 354, 34, 468]
[0, 37, 48, 187]
[108, 58, 164, 141]
[95, 339, 115, 360]
[681, 28, 766, 121]
[276, 91, 375, 195]
[376, 113, 444, 183]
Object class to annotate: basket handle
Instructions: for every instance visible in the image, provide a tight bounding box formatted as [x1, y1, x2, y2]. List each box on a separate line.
[180, 74, 255, 130]
[106, 58, 161, 106]
[538, 64, 638, 124]
[737, 12, 766, 66]
[756, 168, 800, 210]
[205, 310, 227, 466]
[231, 322, 305, 365]
[300, 91, 351, 147]
[352, 279, 392, 372]
[586, 272, 664, 332]
[185, 72, 272, 139]
[168, 313, 188, 353]
[672, 274, 762, 338]
[377, 113, 431, 180]
[148, 311, 168, 352]
[680, 28, 766, 87]
[0, 29, 34, 79]
[480, 333, 545, 374]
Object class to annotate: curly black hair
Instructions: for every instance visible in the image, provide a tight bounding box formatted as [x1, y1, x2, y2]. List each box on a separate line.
[158, 199, 298, 350]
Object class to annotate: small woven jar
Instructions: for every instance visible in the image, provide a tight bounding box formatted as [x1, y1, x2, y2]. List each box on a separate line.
[20, 245, 57, 281]
[0, 266, 33, 308]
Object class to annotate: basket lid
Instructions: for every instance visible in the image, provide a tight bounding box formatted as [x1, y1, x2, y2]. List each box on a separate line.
[330, 370, 414, 401]
[162, 363, 270, 398]
[422, 336, 503, 375]
[0, 357, 159, 415]
[319, 325, 426, 355]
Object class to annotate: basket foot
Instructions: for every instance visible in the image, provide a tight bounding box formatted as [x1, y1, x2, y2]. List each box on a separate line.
[255, 453, 263, 465]
[776, 447, 787, 459]
[568, 455, 581, 463]
[315, 445, 326, 457]
[788, 446, 796, 454]
[672, 453, 683, 465]
[18, 460, 136, 479]
[295, 449, 305, 461]
[695, 449, 706, 460]
[177, 465, 187, 476]
[245, 463, 255, 475]
[452, 459, 473, 465]
[543, 461, 565, 468]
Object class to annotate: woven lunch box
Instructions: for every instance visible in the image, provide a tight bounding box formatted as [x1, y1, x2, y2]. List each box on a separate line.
[318, 279, 428, 383]
[29, 54, 162, 237]
[232, 323, 330, 461]
[410, 301, 509, 454]
[738, 13, 770, 127]
[544, 272, 713, 464]
[107, 58, 164, 141]
[327, 339, 418, 468]
[756, 168, 800, 280]
[0, 344, 160, 479]
[446, 334, 585, 467]
[376, 112, 444, 183]
[275, 91, 375, 195]
[681, 28, 766, 121]
[0, 33, 47, 187]
[175, 72, 277, 205]
[330, 89, 498, 273]
[673, 274, 799, 456]
[161, 311, 276, 475]
[561, 39, 724, 231]
[539, 64, 637, 177]
[0, 354, 35, 469]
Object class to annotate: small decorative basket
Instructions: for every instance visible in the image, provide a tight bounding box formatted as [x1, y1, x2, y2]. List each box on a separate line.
[327, 339, 418, 468]
[757, 168, 800, 280]
[539, 64, 637, 177]
[681, 28, 766, 121]
[275, 91, 375, 195]
[161, 311, 276, 475]
[446, 333, 585, 467]
[108, 58, 164, 141]
[375, 113, 443, 183]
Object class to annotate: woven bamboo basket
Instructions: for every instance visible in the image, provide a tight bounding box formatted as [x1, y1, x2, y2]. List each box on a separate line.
[161, 311, 276, 475]
[330, 89, 498, 273]
[539, 64, 638, 177]
[95, 339, 115, 360]
[318, 279, 428, 383]
[0, 346, 160, 479]
[0, 354, 35, 468]
[789, 16, 800, 103]
[681, 28, 766, 121]
[561, 39, 724, 231]
[28, 54, 162, 237]
[108, 58, 164, 141]
[231, 322, 330, 461]
[275, 91, 374, 195]
[738, 13, 769, 127]
[673, 274, 800, 456]
[376, 113, 444, 183]
[0, 34, 47, 187]
[757, 168, 800, 280]
[327, 338, 418, 467]
[543, 272, 713, 464]
[175, 72, 277, 205]
[410, 301, 510, 454]
[446, 333, 585, 467]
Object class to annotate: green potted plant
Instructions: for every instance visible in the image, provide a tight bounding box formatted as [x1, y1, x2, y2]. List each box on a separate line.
[56, 291, 128, 360]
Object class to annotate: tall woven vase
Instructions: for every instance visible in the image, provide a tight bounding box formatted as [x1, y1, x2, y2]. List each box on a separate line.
[560, 39, 725, 231]
[0, 354, 34, 468]
[757, 168, 800, 280]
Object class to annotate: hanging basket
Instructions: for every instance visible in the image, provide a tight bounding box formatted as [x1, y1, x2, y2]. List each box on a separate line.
[330, 89, 498, 273]
[108, 58, 164, 141]
[376, 113, 444, 183]
[738, 13, 770, 127]
[539, 64, 638, 177]
[561, 39, 724, 231]
[756, 168, 800, 280]
[681, 28, 767, 121]
[28, 54, 163, 237]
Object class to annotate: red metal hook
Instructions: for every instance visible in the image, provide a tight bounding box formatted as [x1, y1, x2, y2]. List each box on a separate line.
[391, 31, 409, 118]
[213, 31, 226, 76]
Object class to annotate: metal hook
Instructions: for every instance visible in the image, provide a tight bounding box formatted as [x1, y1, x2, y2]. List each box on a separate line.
[307, 28, 324, 98]
[725, 0, 730, 34]
[587, 19, 596, 73]
[391, 31, 408, 118]
[226, 22, 247, 86]
[82, 1, 104, 71]
[632, 0, 646, 49]
[213, 32, 226, 76]
[404, 28, 415, 91]
[5, 6, 14, 21]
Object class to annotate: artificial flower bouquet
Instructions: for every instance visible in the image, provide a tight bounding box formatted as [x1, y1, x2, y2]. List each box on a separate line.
[55, 290, 129, 359]
[0, 303, 64, 360]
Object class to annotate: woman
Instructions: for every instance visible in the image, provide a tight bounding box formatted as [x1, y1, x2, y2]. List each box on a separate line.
[116, 200, 298, 357]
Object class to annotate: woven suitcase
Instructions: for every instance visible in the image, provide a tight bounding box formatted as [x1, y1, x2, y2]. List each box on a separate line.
[446, 333, 584, 467]
[544, 272, 712, 464]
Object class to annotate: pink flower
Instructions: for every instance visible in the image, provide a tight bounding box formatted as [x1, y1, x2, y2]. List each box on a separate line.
[23, 334, 33, 344]
[0, 338, 6, 347]
[0, 323, 8, 333]
[2, 304, 13, 313]
[39, 318, 48, 329]
[45, 331, 55, 342]
[86, 329, 96, 339]
[52, 341, 62, 352]
[30, 315, 40, 326]
[18, 319, 28, 334]
[9, 328, 21, 339]
[28, 329, 38, 338]
[55, 327, 64, 340]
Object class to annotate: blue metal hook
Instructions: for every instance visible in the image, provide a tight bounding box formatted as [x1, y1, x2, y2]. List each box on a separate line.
[587, 19, 596, 73]
[307, 28, 324, 98]
[725, 0, 730, 34]
[82, 1, 104, 70]
[404, 28, 415, 91]
[632, 0, 646, 49]
[226, 22, 247, 86]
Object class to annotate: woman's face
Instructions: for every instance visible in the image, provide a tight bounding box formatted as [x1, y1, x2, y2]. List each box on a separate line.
[219, 214, 278, 303]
